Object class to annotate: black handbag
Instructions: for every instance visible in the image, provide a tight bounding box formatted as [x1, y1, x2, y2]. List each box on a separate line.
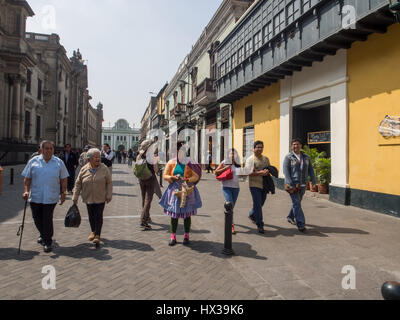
[65, 204, 81, 228]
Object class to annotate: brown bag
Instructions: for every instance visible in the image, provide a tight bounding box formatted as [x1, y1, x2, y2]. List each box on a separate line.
[285, 184, 300, 194]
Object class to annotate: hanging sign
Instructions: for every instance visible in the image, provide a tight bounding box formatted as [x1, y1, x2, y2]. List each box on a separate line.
[308, 131, 331, 145]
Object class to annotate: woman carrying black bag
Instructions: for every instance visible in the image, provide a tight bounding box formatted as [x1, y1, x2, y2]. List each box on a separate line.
[73, 148, 113, 245]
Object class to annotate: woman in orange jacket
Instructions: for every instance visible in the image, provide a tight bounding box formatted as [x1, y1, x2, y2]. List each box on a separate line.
[159, 142, 202, 246]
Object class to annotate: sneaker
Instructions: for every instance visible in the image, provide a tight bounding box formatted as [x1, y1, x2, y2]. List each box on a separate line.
[37, 237, 44, 245]
[183, 238, 190, 245]
[258, 227, 265, 234]
[169, 239, 177, 246]
[287, 217, 296, 225]
[298, 227, 307, 233]
[43, 245, 52, 253]
[232, 225, 236, 235]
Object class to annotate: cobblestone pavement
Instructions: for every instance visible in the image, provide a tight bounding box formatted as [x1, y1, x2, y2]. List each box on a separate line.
[0, 164, 399, 300]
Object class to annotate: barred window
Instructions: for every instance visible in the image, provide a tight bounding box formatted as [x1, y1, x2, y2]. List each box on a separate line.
[274, 10, 285, 35]
[231, 52, 237, 69]
[244, 40, 252, 58]
[225, 59, 231, 73]
[254, 31, 262, 51]
[238, 47, 244, 63]
[287, 0, 301, 25]
[263, 22, 273, 43]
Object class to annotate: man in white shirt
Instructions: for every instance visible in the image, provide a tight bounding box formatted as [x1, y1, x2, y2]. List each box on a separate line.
[101, 143, 115, 175]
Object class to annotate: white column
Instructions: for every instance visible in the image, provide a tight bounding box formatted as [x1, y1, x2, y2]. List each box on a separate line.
[279, 97, 292, 178]
[330, 81, 349, 188]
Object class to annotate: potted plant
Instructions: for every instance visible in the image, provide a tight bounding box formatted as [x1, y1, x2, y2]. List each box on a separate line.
[302, 146, 326, 192]
[315, 157, 331, 194]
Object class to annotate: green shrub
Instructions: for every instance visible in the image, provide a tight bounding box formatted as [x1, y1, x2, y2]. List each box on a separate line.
[315, 157, 331, 185]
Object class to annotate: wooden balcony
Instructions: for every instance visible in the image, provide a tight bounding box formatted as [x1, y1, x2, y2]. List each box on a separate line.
[194, 78, 217, 106]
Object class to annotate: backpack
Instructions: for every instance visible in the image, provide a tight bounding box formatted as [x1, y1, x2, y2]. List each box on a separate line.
[134, 158, 152, 181]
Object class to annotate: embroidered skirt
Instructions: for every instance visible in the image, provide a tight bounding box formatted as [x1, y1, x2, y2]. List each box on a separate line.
[159, 181, 202, 219]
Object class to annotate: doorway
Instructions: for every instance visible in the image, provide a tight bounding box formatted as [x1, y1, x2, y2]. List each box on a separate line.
[292, 99, 331, 157]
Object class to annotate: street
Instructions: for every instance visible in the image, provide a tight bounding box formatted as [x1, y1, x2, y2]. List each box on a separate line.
[0, 164, 399, 300]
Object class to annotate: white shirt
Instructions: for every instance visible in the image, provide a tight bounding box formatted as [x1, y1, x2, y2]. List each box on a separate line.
[294, 152, 304, 170]
[221, 161, 240, 189]
[22, 155, 69, 204]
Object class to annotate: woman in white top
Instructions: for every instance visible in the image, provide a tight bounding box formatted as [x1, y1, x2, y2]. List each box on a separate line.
[215, 149, 242, 235]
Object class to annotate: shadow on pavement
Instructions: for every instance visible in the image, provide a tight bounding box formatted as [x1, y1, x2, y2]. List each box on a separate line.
[112, 180, 135, 187]
[102, 239, 154, 251]
[49, 243, 112, 261]
[111, 171, 129, 175]
[0, 248, 40, 261]
[236, 223, 369, 238]
[112, 193, 137, 198]
[150, 222, 211, 235]
[187, 240, 267, 261]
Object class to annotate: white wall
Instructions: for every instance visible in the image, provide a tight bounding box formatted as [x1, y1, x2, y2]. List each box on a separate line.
[279, 49, 349, 188]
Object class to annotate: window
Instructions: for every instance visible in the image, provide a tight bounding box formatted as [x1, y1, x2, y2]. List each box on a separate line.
[231, 53, 237, 69]
[243, 126, 255, 160]
[37, 78, 42, 100]
[287, 0, 300, 25]
[244, 40, 252, 58]
[124, 136, 126, 141]
[58, 92, 61, 110]
[274, 10, 285, 35]
[24, 111, 31, 136]
[36, 116, 41, 138]
[238, 47, 244, 63]
[109, 136, 111, 140]
[63, 125, 67, 145]
[303, 0, 312, 12]
[254, 31, 261, 51]
[104, 135, 107, 141]
[225, 59, 231, 73]
[26, 70, 32, 93]
[65, 74, 69, 89]
[245, 106, 253, 123]
[64, 97, 68, 114]
[263, 22, 273, 43]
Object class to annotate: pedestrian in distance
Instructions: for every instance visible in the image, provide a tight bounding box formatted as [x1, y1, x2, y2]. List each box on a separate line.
[21, 141, 69, 253]
[128, 148, 134, 167]
[207, 151, 214, 174]
[245, 141, 271, 234]
[101, 144, 115, 175]
[283, 139, 316, 233]
[73, 148, 113, 246]
[60, 144, 78, 194]
[215, 149, 242, 235]
[136, 140, 162, 230]
[29, 145, 42, 161]
[159, 141, 202, 246]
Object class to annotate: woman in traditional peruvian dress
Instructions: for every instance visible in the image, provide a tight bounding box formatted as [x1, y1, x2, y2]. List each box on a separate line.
[159, 142, 202, 246]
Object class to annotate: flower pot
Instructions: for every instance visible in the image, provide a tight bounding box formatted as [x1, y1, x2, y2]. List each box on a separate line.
[310, 183, 318, 193]
[318, 184, 329, 194]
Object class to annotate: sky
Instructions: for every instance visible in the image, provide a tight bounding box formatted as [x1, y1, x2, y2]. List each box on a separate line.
[26, 0, 223, 129]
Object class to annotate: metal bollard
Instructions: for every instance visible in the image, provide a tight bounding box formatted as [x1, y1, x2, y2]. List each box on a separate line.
[10, 168, 14, 185]
[381, 281, 400, 300]
[222, 202, 234, 256]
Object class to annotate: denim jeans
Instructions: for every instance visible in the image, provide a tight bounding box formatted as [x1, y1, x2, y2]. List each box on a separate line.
[222, 187, 240, 223]
[287, 187, 306, 229]
[249, 187, 268, 228]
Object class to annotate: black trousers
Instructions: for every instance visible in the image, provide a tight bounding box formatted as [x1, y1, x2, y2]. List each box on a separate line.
[30, 203, 57, 246]
[67, 170, 75, 192]
[87, 203, 105, 236]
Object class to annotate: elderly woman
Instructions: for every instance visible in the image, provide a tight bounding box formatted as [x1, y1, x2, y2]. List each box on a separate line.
[159, 142, 202, 246]
[73, 148, 113, 245]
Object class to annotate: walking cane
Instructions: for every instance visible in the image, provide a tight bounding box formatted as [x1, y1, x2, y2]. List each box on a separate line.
[17, 200, 28, 255]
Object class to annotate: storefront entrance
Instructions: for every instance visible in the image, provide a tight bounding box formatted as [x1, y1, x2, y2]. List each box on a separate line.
[292, 99, 331, 157]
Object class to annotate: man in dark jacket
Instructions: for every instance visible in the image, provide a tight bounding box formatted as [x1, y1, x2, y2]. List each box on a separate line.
[283, 139, 316, 233]
[60, 144, 78, 194]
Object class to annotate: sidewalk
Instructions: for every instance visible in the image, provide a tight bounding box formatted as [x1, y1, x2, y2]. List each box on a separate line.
[0, 164, 399, 300]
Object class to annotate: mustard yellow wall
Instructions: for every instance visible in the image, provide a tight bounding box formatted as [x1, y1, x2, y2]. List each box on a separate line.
[232, 82, 280, 169]
[348, 23, 400, 196]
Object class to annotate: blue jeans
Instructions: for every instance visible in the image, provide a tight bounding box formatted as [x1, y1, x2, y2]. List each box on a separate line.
[249, 187, 267, 228]
[222, 187, 240, 223]
[287, 187, 306, 229]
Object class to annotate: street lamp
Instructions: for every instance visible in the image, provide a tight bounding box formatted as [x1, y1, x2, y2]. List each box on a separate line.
[389, 0, 400, 22]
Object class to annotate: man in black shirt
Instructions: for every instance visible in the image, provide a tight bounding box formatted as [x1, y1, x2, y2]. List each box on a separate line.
[101, 144, 115, 174]
[60, 144, 78, 194]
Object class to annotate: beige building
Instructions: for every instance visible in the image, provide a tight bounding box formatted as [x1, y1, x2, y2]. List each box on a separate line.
[0, 0, 102, 164]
